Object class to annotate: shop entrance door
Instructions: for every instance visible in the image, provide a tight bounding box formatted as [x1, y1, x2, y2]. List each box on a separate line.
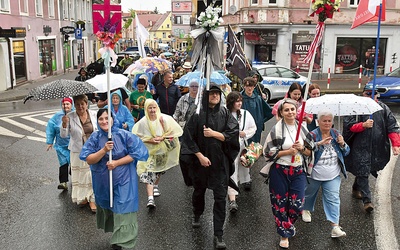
[41, 43, 53, 76]
[255, 45, 272, 63]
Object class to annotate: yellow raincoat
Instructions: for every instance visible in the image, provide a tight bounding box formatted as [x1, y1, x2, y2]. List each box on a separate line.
[132, 99, 183, 176]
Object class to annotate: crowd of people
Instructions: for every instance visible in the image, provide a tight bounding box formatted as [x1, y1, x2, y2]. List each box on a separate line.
[43, 50, 400, 249]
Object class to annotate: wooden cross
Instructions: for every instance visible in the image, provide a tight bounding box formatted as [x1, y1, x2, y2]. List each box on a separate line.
[92, 0, 122, 34]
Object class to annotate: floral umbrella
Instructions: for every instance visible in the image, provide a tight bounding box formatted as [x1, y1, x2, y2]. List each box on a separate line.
[137, 57, 170, 73]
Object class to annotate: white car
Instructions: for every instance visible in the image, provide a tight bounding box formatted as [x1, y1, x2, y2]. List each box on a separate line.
[253, 64, 308, 101]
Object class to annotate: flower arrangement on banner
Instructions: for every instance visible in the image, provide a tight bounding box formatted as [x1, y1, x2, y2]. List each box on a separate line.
[190, 5, 224, 41]
[195, 6, 223, 30]
[95, 18, 121, 67]
[303, 0, 342, 63]
[310, 0, 342, 22]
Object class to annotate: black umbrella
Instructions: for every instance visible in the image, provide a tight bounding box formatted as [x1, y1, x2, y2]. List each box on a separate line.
[23, 79, 98, 103]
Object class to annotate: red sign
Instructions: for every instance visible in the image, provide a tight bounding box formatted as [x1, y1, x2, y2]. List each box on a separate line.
[92, 0, 122, 34]
[172, 2, 192, 12]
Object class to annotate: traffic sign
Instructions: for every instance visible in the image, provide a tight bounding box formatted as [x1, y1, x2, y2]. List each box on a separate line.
[75, 28, 82, 39]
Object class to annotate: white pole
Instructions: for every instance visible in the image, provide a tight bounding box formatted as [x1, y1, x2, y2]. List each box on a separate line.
[107, 66, 113, 208]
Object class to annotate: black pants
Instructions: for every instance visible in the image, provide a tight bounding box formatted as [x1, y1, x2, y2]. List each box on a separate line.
[192, 185, 227, 236]
[353, 175, 371, 204]
[59, 163, 69, 183]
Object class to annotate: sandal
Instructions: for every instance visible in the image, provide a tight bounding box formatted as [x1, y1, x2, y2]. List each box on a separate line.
[89, 202, 97, 214]
[279, 238, 289, 249]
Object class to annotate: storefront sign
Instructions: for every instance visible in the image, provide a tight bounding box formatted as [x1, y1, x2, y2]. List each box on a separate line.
[244, 30, 277, 45]
[60, 26, 75, 34]
[172, 2, 192, 12]
[291, 32, 321, 72]
[336, 45, 358, 67]
[0, 27, 26, 38]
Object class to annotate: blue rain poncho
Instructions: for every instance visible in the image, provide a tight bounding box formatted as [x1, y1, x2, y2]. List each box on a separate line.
[46, 100, 74, 166]
[105, 89, 135, 131]
[79, 125, 149, 214]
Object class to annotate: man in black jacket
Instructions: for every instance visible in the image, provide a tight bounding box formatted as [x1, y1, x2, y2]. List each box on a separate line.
[182, 84, 239, 249]
[153, 70, 181, 115]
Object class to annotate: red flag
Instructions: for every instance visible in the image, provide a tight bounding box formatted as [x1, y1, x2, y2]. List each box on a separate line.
[351, 0, 386, 29]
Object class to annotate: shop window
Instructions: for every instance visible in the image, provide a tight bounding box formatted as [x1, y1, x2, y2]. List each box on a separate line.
[336, 37, 387, 74]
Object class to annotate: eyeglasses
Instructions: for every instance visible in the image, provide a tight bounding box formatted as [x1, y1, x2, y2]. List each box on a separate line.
[364, 91, 377, 96]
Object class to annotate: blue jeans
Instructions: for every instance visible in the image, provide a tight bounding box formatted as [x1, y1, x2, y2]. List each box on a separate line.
[303, 175, 341, 224]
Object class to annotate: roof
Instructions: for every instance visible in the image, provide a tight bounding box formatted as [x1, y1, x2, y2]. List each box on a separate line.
[132, 13, 164, 29]
[149, 11, 171, 32]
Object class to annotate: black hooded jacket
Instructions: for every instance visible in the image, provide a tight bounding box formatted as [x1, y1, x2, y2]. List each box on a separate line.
[182, 85, 239, 189]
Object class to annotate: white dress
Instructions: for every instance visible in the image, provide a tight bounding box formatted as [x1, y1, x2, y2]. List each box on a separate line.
[228, 109, 257, 196]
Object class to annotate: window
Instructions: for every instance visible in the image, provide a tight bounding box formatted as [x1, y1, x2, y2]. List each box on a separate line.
[350, 0, 360, 6]
[19, 0, 28, 14]
[269, 0, 277, 4]
[264, 67, 280, 77]
[70, 0, 75, 20]
[62, 0, 68, 19]
[175, 16, 182, 24]
[35, 0, 43, 16]
[278, 67, 296, 78]
[251, 0, 258, 4]
[76, 0, 81, 20]
[163, 32, 166, 38]
[48, 0, 55, 18]
[1, 0, 10, 12]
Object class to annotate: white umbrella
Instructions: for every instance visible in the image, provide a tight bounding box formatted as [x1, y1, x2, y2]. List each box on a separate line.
[305, 94, 382, 116]
[86, 73, 129, 92]
[305, 93, 383, 131]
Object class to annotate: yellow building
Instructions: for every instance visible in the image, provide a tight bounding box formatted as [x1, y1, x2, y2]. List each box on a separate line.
[149, 12, 172, 51]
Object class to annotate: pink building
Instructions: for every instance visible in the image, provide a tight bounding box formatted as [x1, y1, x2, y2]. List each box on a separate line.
[0, 0, 96, 91]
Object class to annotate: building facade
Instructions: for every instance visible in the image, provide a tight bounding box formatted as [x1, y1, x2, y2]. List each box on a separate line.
[221, 0, 400, 75]
[0, 0, 102, 91]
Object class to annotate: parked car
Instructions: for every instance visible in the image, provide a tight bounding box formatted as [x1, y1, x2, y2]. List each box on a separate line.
[365, 67, 400, 103]
[124, 46, 152, 56]
[86, 58, 105, 78]
[253, 63, 308, 101]
[86, 55, 135, 77]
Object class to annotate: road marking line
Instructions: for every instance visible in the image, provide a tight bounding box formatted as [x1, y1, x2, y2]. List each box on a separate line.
[0, 117, 46, 137]
[375, 154, 399, 250]
[0, 126, 46, 142]
[21, 116, 48, 126]
[0, 109, 58, 118]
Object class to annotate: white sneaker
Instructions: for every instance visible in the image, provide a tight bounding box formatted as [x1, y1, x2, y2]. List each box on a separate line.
[147, 199, 156, 208]
[302, 210, 311, 223]
[331, 226, 347, 238]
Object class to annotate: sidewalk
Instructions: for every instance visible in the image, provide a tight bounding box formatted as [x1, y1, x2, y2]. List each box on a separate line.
[0, 69, 79, 102]
[0, 71, 365, 102]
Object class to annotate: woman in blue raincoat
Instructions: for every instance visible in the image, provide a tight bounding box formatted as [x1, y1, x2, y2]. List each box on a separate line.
[80, 109, 148, 250]
[46, 97, 74, 190]
[105, 89, 135, 131]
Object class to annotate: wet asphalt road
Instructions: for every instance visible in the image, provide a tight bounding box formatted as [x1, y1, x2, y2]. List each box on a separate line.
[0, 100, 399, 250]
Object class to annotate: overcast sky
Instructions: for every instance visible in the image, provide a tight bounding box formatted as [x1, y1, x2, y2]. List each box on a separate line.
[121, 0, 171, 13]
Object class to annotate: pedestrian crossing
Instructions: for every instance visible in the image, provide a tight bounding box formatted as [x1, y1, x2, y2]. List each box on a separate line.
[0, 109, 67, 143]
